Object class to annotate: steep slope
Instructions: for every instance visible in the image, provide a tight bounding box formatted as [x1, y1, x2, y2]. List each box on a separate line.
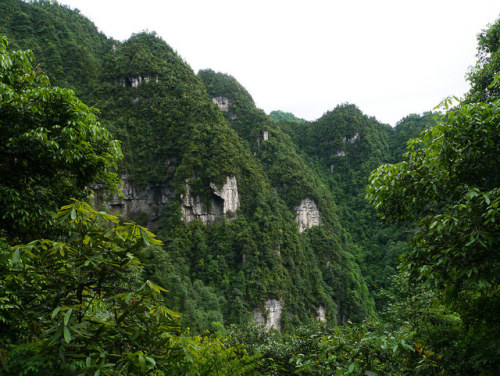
[0, 0, 113, 102]
[1, 0, 377, 330]
[391, 112, 436, 161]
[3, 0, 439, 327]
[276, 106, 436, 307]
[98, 35, 378, 328]
[199, 69, 376, 321]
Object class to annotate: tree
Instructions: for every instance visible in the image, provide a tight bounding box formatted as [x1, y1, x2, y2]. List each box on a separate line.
[0, 200, 260, 375]
[0, 200, 181, 375]
[366, 18, 500, 371]
[366, 89, 500, 372]
[0, 36, 122, 242]
[466, 17, 500, 103]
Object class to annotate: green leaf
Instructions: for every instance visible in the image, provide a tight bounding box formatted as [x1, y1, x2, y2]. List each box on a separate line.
[64, 326, 71, 343]
[12, 248, 20, 263]
[51, 307, 61, 319]
[138, 355, 146, 371]
[145, 357, 156, 366]
[347, 362, 355, 373]
[146, 280, 168, 293]
[64, 308, 73, 326]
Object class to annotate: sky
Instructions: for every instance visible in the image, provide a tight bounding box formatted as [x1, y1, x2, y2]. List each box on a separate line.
[58, 0, 500, 126]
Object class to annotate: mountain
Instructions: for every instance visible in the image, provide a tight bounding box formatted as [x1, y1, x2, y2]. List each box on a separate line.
[0, 0, 112, 101]
[0, 0, 433, 330]
[269, 110, 306, 123]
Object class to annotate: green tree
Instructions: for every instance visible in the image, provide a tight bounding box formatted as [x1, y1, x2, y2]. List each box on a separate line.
[466, 16, 500, 103]
[0, 200, 180, 375]
[0, 36, 122, 242]
[0, 201, 260, 375]
[366, 89, 500, 372]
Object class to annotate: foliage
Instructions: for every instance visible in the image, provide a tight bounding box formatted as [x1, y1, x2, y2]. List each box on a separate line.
[0, 36, 122, 242]
[161, 331, 261, 375]
[7, 4, 500, 375]
[0, 200, 180, 375]
[198, 68, 267, 151]
[278, 103, 412, 309]
[199, 70, 377, 323]
[379, 272, 471, 375]
[227, 320, 444, 376]
[391, 113, 436, 162]
[269, 110, 306, 123]
[367, 85, 500, 372]
[292, 323, 438, 376]
[0, 201, 261, 375]
[225, 323, 325, 375]
[97, 33, 268, 210]
[0, 0, 113, 101]
[466, 16, 500, 103]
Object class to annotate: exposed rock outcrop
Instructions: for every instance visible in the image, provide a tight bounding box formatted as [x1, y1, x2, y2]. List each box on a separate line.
[212, 96, 231, 112]
[210, 176, 239, 214]
[295, 198, 322, 233]
[181, 176, 240, 224]
[262, 130, 269, 141]
[317, 306, 326, 323]
[253, 299, 283, 331]
[181, 183, 222, 224]
[92, 174, 239, 226]
[119, 75, 159, 88]
[343, 132, 359, 143]
[91, 175, 173, 225]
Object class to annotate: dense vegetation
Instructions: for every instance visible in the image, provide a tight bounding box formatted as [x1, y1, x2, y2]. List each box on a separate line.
[1, 0, 499, 374]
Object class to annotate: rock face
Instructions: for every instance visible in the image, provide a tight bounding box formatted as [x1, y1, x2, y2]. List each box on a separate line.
[262, 130, 269, 141]
[210, 176, 239, 214]
[295, 198, 322, 233]
[317, 306, 326, 323]
[93, 175, 239, 226]
[181, 183, 222, 224]
[91, 175, 173, 225]
[253, 299, 283, 331]
[120, 75, 159, 88]
[212, 96, 231, 112]
[343, 132, 359, 143]
[182, 176, 239, 224]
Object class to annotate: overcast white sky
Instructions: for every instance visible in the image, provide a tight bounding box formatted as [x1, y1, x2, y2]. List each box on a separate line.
[58, 0, 499, 125]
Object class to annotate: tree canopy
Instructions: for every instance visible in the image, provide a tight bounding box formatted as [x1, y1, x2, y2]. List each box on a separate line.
[0, 36, 122, 242]
[3, 1, 500, 373]
[466, 17, 500, 103]
[366, 80, 500, 374]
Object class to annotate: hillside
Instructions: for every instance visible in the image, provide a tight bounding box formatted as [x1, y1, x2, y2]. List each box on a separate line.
[0, 0, 428, 324]
[3, 1, 500, 374]
[0, 0, 383, 329]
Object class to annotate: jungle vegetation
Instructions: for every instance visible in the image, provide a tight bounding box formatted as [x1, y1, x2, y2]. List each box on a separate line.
[1, 0, 499, 374]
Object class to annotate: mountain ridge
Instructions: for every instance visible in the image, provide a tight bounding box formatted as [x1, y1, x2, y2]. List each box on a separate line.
[0, 0, 436, 330]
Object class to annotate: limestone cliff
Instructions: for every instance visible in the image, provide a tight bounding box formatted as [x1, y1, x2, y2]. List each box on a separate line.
[295, 198, 322, 233]
[93, 175, 240, 226]
[317, 306, 326, 323]
[212, 96, 231, 112]
[253, 299, 283, 331]
[181, 176, 240, 224]
[91, 175, 173, 225]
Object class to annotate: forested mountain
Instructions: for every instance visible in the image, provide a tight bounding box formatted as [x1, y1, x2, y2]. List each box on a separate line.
[1, 0, 499, 374]
[0, 0, 384, 328]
